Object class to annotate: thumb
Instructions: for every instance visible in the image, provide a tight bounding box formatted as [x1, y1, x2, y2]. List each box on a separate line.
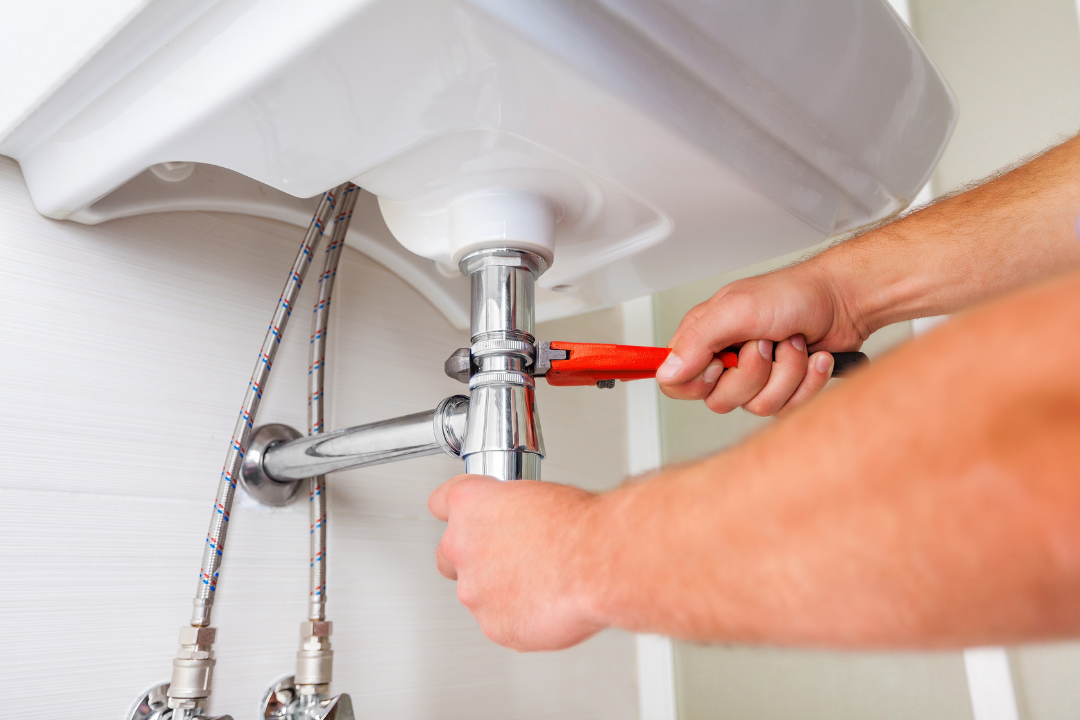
[658, 308, 757, 386]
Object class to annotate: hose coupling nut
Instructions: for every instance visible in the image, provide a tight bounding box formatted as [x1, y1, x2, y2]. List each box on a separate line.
[296, 621, 333, 690]
[168, 625, 218, 707]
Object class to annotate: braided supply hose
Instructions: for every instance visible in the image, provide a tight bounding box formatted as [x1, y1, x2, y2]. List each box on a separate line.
[307, 183, 358, 622]
[191, 183, 348, 627]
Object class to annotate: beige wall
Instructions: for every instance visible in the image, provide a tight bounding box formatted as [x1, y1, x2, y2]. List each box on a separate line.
[912, 0, 1080, 194]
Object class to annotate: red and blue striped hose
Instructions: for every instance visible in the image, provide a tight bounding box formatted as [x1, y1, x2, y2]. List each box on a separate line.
[307, 183, 359, 622]
[191, 182, 349, 627]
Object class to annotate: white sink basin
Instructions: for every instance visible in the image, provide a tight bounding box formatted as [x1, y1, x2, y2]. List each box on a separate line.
[0, 0, 955, 326]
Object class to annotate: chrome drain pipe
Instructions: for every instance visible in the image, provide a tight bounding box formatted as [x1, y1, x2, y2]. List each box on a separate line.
[243, 396, 469, 495]
[244, 247, 549, 492]
[458, 248, 546, 481]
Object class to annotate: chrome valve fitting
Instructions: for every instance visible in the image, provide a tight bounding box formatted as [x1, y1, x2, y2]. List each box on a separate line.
[168, 626, 217, 709]
[295, 620, 333, 693]
[127, 626, 232, 720]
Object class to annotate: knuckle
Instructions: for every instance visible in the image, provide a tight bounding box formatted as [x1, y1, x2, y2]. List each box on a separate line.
[742, 398, 766, 416]
[680, 382, 710, 401]
[743, 397, 779, 417]
[657, 380, 685, 397]
[660, 378, 705, 400]
[677, 323, 706, 352]
[438, 533, 458, 564]
[704, 393, 737, 415]
[688, 387, 711, 401]
[457, 582, 478, 609]
[436, 552, 456, 580]
[480, 620, 510, 648]
[446, 479, 475, 507]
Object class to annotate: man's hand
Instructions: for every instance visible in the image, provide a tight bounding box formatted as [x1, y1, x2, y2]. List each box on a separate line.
[658, 133, 1080, 418]
[429, 475, 605, 651]
[657, 263, 866, 415]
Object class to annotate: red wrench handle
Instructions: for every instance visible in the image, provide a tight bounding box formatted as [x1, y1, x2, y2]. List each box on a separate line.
[544, 342, 866, 387]
[545, 342, 736, 387]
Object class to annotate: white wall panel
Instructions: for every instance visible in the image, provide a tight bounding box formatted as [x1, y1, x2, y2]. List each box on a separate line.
[0, 156, 637, 719]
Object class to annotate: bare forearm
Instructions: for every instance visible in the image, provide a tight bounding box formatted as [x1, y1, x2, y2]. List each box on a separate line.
[813, 133, 1080, 337]
[589, 268, 1080, 648]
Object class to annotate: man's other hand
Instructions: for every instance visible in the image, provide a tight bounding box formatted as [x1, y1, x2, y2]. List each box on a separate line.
[429, 475, 604, 651]
[656, 263, 865, 415]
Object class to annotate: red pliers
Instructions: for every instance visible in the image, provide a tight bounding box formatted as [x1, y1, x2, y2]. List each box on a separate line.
[535, 341, 868, 387]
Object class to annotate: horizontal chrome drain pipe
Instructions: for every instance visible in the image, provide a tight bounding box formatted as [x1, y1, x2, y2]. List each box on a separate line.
[241, 395, 469, 503]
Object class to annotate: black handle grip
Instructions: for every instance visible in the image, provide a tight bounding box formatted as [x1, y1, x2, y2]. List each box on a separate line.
[831, 351, 869, 377]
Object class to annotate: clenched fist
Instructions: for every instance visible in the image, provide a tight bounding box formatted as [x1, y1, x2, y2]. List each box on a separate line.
[429, 475, 606, 651]
[657, 262, 867, 415]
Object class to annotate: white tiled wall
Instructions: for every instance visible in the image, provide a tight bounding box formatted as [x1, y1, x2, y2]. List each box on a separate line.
[0, 157, 638, 719]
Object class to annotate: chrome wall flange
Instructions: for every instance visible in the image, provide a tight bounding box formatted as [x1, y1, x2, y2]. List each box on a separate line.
[261, 675, 298, 719]
[127, 682, 233, 720]
[241, 423, 304, 506]
[261, 675, 354, 720]
[128, 682, 172, 720]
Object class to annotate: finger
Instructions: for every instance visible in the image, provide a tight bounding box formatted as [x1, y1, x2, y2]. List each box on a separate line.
[435, 541, 457, 580]
[702, 357, 727, 387]
[658, 294, 761, 386]
[744, 335, 808, 416]
[779, 351, 834, 413]
[428, 474, 474, 521]
[658, 356, 729, 401]
[704, 339, 774, 414]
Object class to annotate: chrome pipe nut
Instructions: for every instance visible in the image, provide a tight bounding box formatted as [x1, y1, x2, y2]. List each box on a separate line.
[300, 621, 332, 638]
[179, 626, 217, 647]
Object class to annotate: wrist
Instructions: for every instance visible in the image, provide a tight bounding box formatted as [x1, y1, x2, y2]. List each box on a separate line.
[807, 224, 932, 337]
[575, 472, 688, 634]
[573, 481, 642, 632]
[802, 252, 877, 342]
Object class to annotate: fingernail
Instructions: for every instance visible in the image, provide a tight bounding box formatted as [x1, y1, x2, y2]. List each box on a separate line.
[703, 362, 724, 384]
[758, 339, 773, 360]
[791, 334, 806, 352]
[816, 353, 834, 375]
[656, 352, 683, 381]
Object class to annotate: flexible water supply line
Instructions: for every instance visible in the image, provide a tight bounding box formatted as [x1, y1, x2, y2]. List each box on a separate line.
[190, 184, 347, 628]
[307, 183, 358, 623]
